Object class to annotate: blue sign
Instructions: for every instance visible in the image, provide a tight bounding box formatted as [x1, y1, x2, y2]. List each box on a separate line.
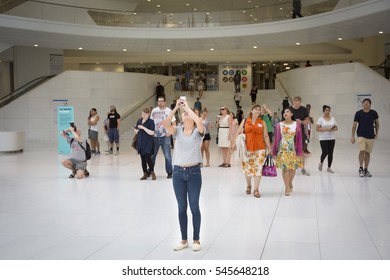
[57, 106, 74, 155]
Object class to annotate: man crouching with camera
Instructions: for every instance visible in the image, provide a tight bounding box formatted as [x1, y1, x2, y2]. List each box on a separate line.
[60, 124, 89, 179]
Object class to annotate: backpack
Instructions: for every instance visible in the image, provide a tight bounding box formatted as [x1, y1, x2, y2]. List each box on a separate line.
[70, 139, 91, 161]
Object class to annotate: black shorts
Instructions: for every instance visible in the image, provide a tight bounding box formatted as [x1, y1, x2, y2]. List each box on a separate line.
[203, 133, 211, 142]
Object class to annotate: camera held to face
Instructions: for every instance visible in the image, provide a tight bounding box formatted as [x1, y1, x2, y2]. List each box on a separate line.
[64, 122, 77, 136]
[70, 122, 77, 131]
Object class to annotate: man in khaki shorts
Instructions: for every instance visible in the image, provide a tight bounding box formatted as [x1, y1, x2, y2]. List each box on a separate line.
[351, 98, 379, 177]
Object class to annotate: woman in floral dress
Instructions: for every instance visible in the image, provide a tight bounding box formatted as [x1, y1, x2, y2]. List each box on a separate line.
[272, 108, 303, 196]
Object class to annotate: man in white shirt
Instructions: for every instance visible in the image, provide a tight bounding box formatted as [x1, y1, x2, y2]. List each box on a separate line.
[150, 96, 176, 178]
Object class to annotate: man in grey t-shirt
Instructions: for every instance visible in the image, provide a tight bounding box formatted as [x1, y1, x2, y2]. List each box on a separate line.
[60, 126, 89, 179]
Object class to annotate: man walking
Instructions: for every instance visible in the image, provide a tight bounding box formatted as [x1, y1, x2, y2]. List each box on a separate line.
[151, 96, 176, 178]
[351, 98, 379, 177]
[155, 82, 165, 101]
[289, 96, 310, 175]
[107, 105, 121, 155]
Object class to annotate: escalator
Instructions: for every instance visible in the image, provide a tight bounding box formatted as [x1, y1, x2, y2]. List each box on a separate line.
[0, 75, 54, 108]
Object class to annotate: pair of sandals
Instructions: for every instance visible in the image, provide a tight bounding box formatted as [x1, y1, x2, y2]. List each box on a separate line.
[218, 163, 231, 167]
[246, 186, 260, 198]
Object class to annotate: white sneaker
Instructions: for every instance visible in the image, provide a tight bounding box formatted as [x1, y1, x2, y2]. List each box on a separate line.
[192, 242, 201, 251]
[173, 242, 188, 251]
[327, 168, 334, 173]
[318, 163, 323, 171]
[115, 151, 119, 155]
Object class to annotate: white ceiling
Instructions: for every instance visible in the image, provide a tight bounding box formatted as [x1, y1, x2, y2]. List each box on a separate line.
[0, 0, 389, 64]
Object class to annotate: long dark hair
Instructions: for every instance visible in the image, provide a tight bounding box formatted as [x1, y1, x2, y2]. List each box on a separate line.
[88, 108, 97, 120]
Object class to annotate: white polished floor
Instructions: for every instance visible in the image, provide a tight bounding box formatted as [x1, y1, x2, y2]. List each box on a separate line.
[0, 138, 389, 260]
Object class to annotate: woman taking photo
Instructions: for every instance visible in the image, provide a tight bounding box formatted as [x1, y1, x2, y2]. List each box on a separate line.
[163, 98, 204, 252]
[272, 108, 304, 196]
[232, 104, 272, 198]
[316, 105, 338, 173]
[134, 108, 156, 180]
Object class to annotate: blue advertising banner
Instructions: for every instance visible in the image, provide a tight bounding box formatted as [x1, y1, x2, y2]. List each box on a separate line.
[57, 106, 74, 155]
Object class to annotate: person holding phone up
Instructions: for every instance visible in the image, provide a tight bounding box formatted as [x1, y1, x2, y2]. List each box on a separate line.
[163, 97, 204, 252]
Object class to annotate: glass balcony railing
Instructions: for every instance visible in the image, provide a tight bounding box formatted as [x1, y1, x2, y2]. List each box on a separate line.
[3, 0, 369, 28]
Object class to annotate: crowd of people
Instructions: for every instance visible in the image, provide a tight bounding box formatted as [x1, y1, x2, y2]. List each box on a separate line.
[60, 80, 379, 252]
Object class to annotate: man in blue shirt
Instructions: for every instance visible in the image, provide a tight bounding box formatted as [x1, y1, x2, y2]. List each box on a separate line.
[351, 98, 379, 177]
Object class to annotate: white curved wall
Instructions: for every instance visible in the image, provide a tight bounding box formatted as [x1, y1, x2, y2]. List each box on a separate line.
[278, 62, 390, 139]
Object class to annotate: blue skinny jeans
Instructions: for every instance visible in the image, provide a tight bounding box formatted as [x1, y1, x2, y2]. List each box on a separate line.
[172, 164, 202, 241]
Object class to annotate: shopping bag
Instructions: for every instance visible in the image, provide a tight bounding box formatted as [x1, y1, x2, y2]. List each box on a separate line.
[262, 155, 277, 177]
[131, 134, 138, 150]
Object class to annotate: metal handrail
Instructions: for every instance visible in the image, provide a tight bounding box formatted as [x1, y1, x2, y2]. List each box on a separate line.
[4, 0, 369, 28]
[120, 78, 176, 121]
[0, 75, 54, 108]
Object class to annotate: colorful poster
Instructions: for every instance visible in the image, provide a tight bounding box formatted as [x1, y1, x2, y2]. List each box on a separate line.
[218, 64, 252, 92]
[57, 106, 74, 155]
[356, 93, 372, 111]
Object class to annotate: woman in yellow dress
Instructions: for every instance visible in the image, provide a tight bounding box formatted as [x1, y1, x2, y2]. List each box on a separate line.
[272, 108, 304, 196]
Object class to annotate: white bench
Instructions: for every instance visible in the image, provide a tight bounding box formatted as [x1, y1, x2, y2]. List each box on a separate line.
[0, 131, 25, 153]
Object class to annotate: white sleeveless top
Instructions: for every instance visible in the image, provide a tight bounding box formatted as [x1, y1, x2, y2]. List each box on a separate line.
[90, 115, 99, 132]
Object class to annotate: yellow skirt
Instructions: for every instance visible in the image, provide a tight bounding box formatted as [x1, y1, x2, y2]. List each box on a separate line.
[241, 150, 266, 176]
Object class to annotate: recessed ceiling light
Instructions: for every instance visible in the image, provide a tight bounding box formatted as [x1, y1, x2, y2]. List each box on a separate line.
[379, 31, 384, 34]
[33, 44, 38, 47]
[123, 48, 127, 51]
[78, 47, 83, 50]
[157, 4, 160, 8]
[295, 43, 300, 45]
[133, 12, 137, 15]
[166, 49, 171, 52]
[338, 37, 342, 41]
[242, 10, 246, 13]
[206, 12, 210, 15]
[186, 3, 190, 6]
[210, 48, 214, 51]
[193, 8, 197, 11]
[253, 46, 258, 49]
